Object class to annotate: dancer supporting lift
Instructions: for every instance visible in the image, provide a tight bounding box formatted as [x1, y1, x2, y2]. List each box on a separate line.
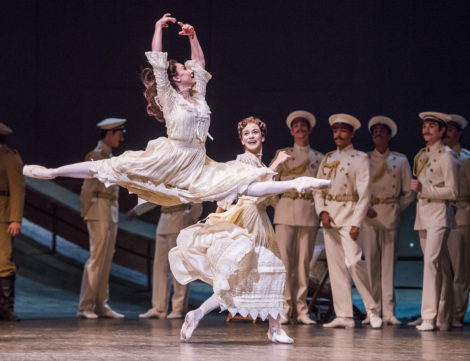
[169, 116, 296, 343]
[23, 13, 330, 205]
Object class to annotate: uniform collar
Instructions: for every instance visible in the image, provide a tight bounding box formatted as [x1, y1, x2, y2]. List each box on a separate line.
[337, 143, 354, 154]
[98, 140, 113, 157]
[426, 140, 444, 154]
[372, 148, 390, 158]
[293, 143, 310, 153]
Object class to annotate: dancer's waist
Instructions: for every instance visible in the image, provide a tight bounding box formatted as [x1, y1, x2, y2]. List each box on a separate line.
[169, 138, 205, 149]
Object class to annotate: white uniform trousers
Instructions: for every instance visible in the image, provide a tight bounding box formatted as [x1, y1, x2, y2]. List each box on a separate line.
[276, 224, 317, 320]
[79, 220, 117, 312]
[151, 232, 188, 315]
[323, 227, 379, 318]
[438, 225, 470, 323]
[361, 225, 398, 319]
[418, 227, 452, 322]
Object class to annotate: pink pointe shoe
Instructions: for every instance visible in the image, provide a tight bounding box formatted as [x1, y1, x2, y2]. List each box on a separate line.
[267, 327, 294, 344]
[294, 176, 331, 193]
[180, 310, 200, 342]
[23, 165, 56, 179]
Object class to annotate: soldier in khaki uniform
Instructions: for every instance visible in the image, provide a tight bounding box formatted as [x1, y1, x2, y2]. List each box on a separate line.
[313, 114, 382, 329]
[361, 116, 414, 326]
[438, 114, 470, 328]
[127, 200, 202, 319]
[411, 111, 458, 331]
[0, 122, 24, 321]
[78, 118, 126, 319]
[273, 110, 323, 325]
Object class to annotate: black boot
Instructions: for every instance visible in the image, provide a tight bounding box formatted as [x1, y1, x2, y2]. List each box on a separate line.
[0, 275, 20, 321]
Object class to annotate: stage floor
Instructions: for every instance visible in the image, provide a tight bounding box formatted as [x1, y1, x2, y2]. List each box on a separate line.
[2, 315, 470, 361]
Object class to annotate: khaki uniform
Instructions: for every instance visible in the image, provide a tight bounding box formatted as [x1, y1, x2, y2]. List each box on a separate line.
[361, 149, 414, 319]
[273, 144, 323, 320]
[438, 145, 470, 323]
[0, 146, 24, 277]
[314, 144, 379, 317]
[78, 141, 119, 313]
[135, 201, 201, 316]
[413, 141, 459, 323]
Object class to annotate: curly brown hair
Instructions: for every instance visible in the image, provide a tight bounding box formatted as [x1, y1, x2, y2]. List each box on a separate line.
[237, 116, 267, 139]
[141, 59, 179, 123]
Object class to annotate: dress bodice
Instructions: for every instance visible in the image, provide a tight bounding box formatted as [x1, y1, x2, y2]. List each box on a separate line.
[145, 51, 212, 144]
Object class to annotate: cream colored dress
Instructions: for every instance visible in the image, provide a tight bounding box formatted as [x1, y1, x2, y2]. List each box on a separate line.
[169, 152, 286, 320]
[90, 51, 274, 206]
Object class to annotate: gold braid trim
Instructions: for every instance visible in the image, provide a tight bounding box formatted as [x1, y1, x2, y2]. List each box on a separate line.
[279, 159, 311, 177]
[372, 161, 389, 183]
[413, 148, 428, 178]
[320, 152, 340, 180]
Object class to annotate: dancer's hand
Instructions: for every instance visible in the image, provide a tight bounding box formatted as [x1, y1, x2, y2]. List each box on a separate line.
[350, 226, 360, 241]
[178, 22, 195, 39]
[410, 179, 421, 193]
[7, 222, 21, 236]
[320, 212, 335, 228]
[156, 13, 177, 29]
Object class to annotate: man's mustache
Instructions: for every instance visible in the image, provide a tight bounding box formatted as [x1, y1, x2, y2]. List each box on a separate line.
[423, 133, 431, 136]
[334, 137, 344, 141]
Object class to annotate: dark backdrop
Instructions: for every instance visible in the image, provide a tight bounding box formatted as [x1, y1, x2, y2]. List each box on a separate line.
[2, 0, 469, 164]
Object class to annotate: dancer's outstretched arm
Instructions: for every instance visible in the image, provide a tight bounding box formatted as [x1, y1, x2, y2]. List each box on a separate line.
[151, 13, 177, 52]
[178, 22, 205, 69]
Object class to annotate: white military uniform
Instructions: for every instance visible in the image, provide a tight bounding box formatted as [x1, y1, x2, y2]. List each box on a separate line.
[314, 143, 380, 318]
[413, 140, 459, 324]
[362, 149, 414, 320]
[438, 144, 470, 324]
[79, 140, 119, 314]
[274, 144, 323, 321]
[134, 201, 201, 317]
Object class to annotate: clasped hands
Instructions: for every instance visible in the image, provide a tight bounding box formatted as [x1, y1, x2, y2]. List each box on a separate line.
[157, 13, 195, 38]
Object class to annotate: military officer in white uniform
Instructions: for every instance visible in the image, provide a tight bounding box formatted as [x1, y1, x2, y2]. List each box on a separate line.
[127, 200, 202, 319]
[313, 113, 382, 329]
[0, 122, 24, 321]
[438, 114, 470, 328]
[361, 116, 414, 325]
[411, 111, 459, 331]
[78, 118, 126, 319]
[273, 110, 324, 325]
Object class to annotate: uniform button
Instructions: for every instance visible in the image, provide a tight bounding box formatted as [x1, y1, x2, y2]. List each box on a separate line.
[393, 175, 396, 178]
[392, 185, 395, 188]
[393, 156, 396, 160]
[429, 180, 432, 184]
[344, 184, 347, 187]
[433, 159, 437, 162]
[427, 199, 431, 203]
[347, 162, 351, 165]
[345, 173, 349, 176]
[393, 165, 396, 169]
[430, 169, 434, 172]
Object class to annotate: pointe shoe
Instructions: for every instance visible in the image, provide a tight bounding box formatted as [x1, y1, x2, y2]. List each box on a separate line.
[22, 165, 56, 179]
[267, 328, 294, 344]
[293, 176, 331, 193]
[368, 312, 383, 329]
[139, 308, 166, 319]
[323, 317, 355, 328]
[96, 306, 124, 319]
[297, 314, 316, 325]
[416, 319, 436, 331]
[383, 316, 402, 325]
[77, 310, 98, 319]
[180, 310, 200, 342]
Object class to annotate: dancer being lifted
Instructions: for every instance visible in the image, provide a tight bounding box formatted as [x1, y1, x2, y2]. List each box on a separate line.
[169, 116, 295, 343]
[23, 13, 330, 205]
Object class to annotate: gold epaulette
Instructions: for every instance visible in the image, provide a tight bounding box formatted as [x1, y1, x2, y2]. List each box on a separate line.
[372, 161, 389, 183]
[413, 147, 428, 177]
[320, 151, 340, 179]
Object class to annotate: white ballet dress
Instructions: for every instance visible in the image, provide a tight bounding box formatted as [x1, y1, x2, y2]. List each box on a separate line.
[89, 51, 274, 206]
[169, 152, 286, 321]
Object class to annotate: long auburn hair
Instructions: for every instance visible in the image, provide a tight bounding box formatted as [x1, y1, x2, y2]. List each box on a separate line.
[141, 59, 179, 123]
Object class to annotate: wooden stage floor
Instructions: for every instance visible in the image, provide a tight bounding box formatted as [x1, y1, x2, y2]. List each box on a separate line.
[1, 315, 469, 361]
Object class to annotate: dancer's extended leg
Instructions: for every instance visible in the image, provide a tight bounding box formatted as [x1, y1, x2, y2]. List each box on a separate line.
[23, 162, 94, 179]
[267, 315, 294, 344]
[244, 176, 330, 197]
[180, 293, 219, 342]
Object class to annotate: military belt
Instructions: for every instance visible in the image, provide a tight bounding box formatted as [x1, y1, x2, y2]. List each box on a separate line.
[0, 190, 9, 197]
[281, 190, 314, 201]
[92, 191, 118, 201]
[417, 194, 445, 203]
[371, 196, 398, 205]
[324, 193, 359, 202]
[161, 204, 191, 214]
